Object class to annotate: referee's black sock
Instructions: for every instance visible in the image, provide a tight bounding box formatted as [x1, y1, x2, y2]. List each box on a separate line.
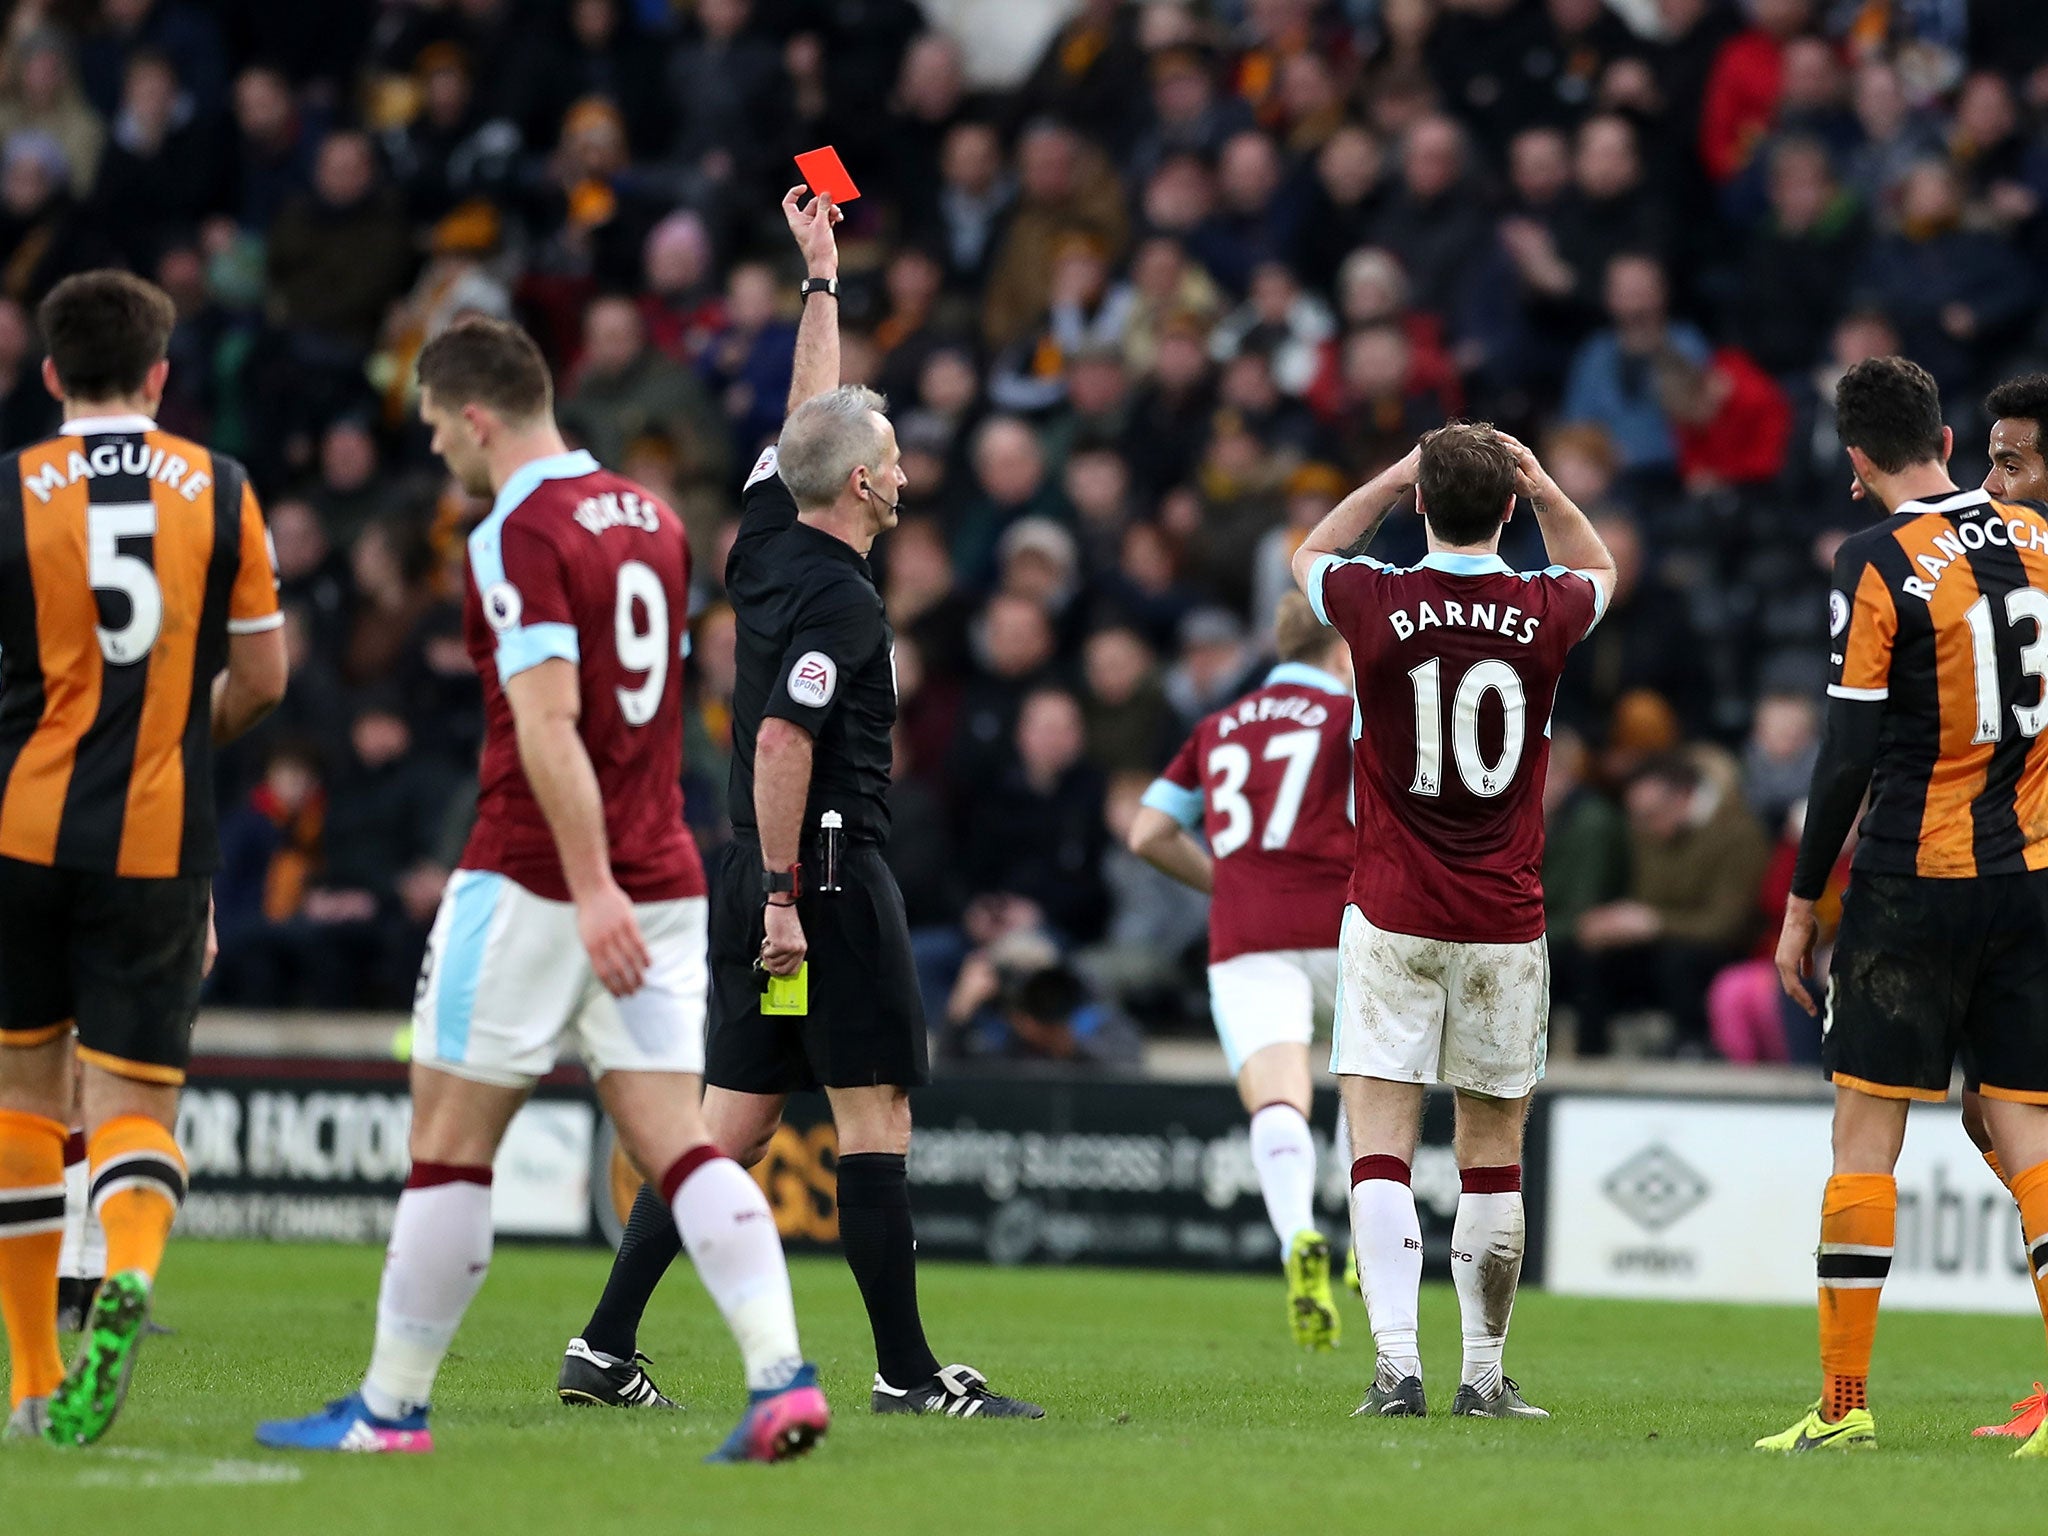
[837, 1151, 942, 1387]
[581, 1182, 683, 1359]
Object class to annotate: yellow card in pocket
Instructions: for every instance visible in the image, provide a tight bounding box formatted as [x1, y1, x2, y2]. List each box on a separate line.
[761, 964, 809, 1016]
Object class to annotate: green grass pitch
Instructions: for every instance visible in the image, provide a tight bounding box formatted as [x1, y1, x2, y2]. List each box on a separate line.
[6, 1241, 2048, 1534]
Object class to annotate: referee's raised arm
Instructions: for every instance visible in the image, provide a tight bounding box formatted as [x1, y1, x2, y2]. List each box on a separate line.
[782, 185, 843, 414]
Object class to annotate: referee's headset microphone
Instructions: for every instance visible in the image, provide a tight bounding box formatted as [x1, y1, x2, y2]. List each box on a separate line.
[861, 475, 900, 518]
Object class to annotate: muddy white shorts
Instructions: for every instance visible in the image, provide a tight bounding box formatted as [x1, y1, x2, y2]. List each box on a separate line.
[412, 869, 708, 1087]
[1206, 948, 1339, 1076]
[1330, 905, 1549, 1098]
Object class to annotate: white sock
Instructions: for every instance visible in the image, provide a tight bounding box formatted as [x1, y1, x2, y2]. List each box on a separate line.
[59, 1141, 104, 1278]
[1350, 1161, 1423, 1385]
[1249, 1103, 1318, 1248]
[362, 1177, 494, 1419]
[1452, 1170, 1526, 1396]
[669, 1152, 804, 1392]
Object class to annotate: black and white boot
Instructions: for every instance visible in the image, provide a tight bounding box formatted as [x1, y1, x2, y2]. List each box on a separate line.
[871, 1363, 1044, 1419]
[556, 1338, 679, 1409]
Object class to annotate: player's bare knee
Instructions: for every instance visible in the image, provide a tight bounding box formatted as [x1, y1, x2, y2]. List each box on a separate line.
[1830, 1086, 1909, 1174]
[0, 1036, 72, 1120]
[1452, 1089, 1528, 1167]
[1237, 1044, 1313, 1118]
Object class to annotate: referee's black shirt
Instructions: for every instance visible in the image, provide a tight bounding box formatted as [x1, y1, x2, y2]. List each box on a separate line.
[725, 445, 896, 842]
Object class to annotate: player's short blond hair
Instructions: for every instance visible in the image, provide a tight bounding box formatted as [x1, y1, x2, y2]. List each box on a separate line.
[1274, 591, 1336, 663]
[778, 385, 891, 510]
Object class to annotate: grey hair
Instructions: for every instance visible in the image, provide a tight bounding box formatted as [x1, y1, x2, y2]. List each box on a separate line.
[778, 385, 891, 509]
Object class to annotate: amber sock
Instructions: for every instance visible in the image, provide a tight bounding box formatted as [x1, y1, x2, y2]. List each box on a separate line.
[1816, 1172, 1894, 1423]
[87, 1116, 186, 1282]
[1986, 1149, 2008, 1187]
[0, 1109, 67, 1408]
[2008, 1159, 2048, 1359]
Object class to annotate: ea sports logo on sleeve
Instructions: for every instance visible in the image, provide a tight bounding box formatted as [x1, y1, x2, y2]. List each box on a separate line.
[484, 582, 523, 633]
[788, 650, 837, 708]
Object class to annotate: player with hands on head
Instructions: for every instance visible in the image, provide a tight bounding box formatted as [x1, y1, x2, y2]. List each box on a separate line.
[1291, 423, 1614, 1422]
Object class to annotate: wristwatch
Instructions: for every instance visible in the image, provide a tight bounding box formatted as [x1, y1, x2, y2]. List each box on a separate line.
[799, 276, 839, 301]
[763, 865, 803, 905]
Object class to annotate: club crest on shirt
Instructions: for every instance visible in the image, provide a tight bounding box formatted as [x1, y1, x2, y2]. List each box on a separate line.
[483, 582, 522, 632]
[1829, 590, 1850, 637]
[788, 650, 836, 707]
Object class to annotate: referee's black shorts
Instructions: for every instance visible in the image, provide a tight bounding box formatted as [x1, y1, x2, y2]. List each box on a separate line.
[0, 854, 210, 1084]
[1824, 870, 2048, 1105]
[703, 834, 930, 1095]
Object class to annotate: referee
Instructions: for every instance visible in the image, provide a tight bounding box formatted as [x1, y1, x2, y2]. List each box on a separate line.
[558, 188, 1042, 1421]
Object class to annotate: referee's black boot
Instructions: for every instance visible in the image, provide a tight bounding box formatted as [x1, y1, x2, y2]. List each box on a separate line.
[557, 1338, 679, 1409]
[872, 1363, 1044, 1419]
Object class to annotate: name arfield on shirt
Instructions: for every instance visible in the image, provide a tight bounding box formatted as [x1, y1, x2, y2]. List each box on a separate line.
[1386, 598, 1543, 645]
[1215, 691, 1332, 737]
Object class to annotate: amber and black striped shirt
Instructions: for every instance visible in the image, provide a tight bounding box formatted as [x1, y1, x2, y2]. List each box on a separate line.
[1822, 487, 2048, 882]
[0, 416, 279, 878]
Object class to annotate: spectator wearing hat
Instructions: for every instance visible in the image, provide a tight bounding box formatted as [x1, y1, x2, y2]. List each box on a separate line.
[0, 27, 104, 195]
[372, 199, 513, 428]
[1164, 606, 1254, 738]
[529, 95, 668, 294]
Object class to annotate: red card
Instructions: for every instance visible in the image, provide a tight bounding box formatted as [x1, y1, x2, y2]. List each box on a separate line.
[795, 145, 860, 204]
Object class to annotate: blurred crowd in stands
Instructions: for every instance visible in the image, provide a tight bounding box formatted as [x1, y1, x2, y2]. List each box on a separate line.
[6, 0, 2046, 1065]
